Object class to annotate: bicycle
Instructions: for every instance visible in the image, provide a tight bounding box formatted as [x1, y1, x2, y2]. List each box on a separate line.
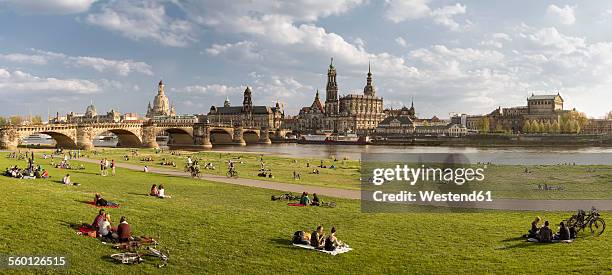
[110, 246, 169, 268]
[565, 207, 606, 236]
[226, 169, 238, 178]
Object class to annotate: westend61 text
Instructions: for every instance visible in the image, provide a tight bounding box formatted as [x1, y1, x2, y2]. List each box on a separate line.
[372, 191, 493, 202]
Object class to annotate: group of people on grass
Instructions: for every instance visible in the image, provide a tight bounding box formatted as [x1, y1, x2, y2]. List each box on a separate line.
[293, 225, 344, 252]
[298, 192, 322, 206]
[4, 165, 49, 179]
[150, 184, 170, 198]
[526, 216, 574, 242]
[99, 158, 115, 176]
[90, 209, 132, 242]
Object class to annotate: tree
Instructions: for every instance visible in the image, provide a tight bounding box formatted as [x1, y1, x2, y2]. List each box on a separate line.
[0, 116, 6, 126]
[480, 117, 490, 133]
[30, 115, 43, 125]
[523, 120, 532, 133]
[9, 116, 23, 125]
[552, 121, 561, 134]
[532, 121, 541, 133]
[607, 111, 612, 120]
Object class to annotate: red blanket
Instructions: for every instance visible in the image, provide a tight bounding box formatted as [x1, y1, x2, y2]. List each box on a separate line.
[86, 201, 120, 208]
[287, 203, 307, 207]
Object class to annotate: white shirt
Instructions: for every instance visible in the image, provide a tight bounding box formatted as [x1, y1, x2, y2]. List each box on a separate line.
[158, 188, 165, 197]
[98, 220, 111, 236]
[63, 176, 71, 185]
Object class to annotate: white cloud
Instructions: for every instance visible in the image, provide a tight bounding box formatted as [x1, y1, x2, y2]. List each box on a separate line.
[395, 37, 408, 47]
[384, 0, 467, 31]
[0, 49, 153, 76]
[184, 84, 244, 96]
[0, 68, 99, 94]
[205, 41, 262, 61]
[86, 0, 196, 47]
[0, 53, 50, 65]
[547, 4, 576, 25]
[68, 56, 153, 76]
[1, 0, 97, 14]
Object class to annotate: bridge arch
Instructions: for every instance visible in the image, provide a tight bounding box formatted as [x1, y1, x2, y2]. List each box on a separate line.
[243, 129, 260, 144]
[157, 127, 194, 147]
[19, 131, 77, 149]
[93, 129, 143, 148]
[209, 128, 234, 145]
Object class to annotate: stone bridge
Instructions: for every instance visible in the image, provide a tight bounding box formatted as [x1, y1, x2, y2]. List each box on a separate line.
[0, 122, 290, 150]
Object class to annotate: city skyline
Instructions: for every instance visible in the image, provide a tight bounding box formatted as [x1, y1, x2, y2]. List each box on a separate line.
[1, 1, 612, 118]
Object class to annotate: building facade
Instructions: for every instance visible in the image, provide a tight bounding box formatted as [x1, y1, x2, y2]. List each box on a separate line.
[146, 80, 176, 118]
[207, 87, 284, 129]
[299, 59, 385, 134]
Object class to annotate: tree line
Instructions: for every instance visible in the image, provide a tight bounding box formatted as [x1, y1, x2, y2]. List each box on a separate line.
[0, 115, 44, 126]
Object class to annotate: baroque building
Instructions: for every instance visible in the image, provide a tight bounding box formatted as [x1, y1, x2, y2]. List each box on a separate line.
[146, 80, 176, 118]
[298, 59, 385, 134]
[207, 87, 284, 129]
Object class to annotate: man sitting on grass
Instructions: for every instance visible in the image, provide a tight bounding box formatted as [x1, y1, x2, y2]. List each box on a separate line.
[310, 225, 325, 249]
[538, 221, 553, 243]
[554, 221, 571, 241]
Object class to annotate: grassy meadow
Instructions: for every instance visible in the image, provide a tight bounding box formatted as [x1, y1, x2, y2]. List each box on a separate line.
[0, 152, 610, 274]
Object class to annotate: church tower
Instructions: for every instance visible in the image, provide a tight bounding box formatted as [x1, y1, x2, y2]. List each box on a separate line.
[363, 61, 376, 96]
[242, 86, 253, 114]
[325, 57, 339, 115]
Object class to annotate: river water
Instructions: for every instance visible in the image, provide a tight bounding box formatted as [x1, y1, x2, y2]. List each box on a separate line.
[18, 137, 612, 165]
[208, 143, 612, 165]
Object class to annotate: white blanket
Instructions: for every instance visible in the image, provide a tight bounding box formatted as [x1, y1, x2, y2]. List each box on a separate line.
[527, 238, 573, 243]
[292, 244, 352, 255]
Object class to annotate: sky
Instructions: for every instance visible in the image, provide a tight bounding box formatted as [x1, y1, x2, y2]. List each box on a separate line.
[0, 0, 611, 119]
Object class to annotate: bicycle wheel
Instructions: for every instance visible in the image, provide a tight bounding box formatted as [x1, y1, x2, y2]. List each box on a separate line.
[589, 218, 606, 236]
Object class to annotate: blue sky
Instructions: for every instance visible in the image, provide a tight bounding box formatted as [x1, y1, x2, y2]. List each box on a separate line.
[0, 0, 611, 119]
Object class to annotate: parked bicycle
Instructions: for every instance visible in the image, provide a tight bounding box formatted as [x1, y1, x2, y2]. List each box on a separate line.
[564, 207, 606, 236]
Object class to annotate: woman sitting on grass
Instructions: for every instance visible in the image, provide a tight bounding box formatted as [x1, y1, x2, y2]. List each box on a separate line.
[324, 227, 343, 251]
[117, 216, 132, 242]
[97, 214, 113, 239]
[150, 184, 159, 196]
[157, 185, 171, 198]
[526, 216, 541, 238]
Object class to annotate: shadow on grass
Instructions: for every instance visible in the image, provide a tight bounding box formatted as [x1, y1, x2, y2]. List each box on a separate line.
[271, 237, 300, 250]
[59, 220, 84, 230]
[497, 240, 556, 250]
[501, 236, 526, 242]
[127, 192, 150, 197]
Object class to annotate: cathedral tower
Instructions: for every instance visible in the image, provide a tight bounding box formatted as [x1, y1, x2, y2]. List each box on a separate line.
[325, 57, 339, 115]
[363, 61, 376, 96]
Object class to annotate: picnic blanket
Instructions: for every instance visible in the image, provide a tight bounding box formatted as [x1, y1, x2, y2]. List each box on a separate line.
[76, 226, 97, 238]
[292, 244, 352, 256]
[86, 201, 120, 208]
[527, 238, 573, 243]
[287, 203, 307, 207]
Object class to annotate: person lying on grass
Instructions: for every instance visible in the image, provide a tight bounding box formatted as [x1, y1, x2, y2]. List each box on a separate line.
[94, 193, 119, 207]
[310, 225, 325, 249]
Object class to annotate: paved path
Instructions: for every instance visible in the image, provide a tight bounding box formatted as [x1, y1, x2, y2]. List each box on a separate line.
[78, 158, 612, 211]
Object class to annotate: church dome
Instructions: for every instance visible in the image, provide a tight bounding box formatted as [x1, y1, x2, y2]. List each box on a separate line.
[85, 104, 97, 117]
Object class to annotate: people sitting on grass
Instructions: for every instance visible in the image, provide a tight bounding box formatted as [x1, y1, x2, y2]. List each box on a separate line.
[204, 162, 215, 170]
[40, 169, 49, 178]
[293, 171, 301, 180]
[299, 192, 311, 205]
[538, 221, 553, 243]
[324, 227, 344, 251]
[117, 216, 133, 242]
[143, 166, 149, 173]
[62, 174, 73, 185]
[310, 225, 325, 249]
[311, 168, 320, 174]
[92, 209, 106, 230]
[311, 193, 321, 206]
[97, 214, 113, 239]
[157, 185, 170, 198]
[150, 184, 159, 196]
[554, 221, 571, 241]
[527, 216, 541, 238]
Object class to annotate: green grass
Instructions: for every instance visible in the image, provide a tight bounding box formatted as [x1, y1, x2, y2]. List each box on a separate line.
[88, 148, 612, 199]
[0, 153, 611, 274]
